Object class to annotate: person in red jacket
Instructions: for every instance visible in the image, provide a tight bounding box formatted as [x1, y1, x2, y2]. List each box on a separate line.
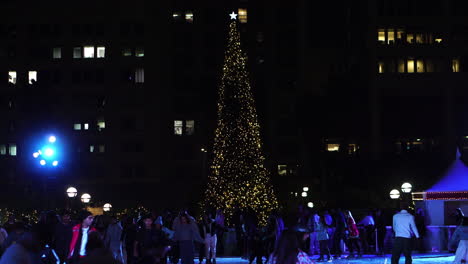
[344, 210, 361, 259]
[67, 210, 96, 263]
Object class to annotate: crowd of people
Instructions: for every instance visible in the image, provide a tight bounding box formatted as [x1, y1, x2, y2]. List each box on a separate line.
[0, 204, 466, 264]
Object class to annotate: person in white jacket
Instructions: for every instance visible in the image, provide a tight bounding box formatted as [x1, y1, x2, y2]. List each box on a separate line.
[391, 203, 419, 264]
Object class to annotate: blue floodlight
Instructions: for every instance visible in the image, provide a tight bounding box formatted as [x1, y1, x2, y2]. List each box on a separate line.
[32, 134, 63, 168]
[44, 148, 54, 157]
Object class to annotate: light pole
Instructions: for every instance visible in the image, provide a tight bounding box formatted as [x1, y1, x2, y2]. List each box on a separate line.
[390, 189, 401, 199]
[401, 182, 414, 209]
[66, 187, 78, 209]
[103, 203, 112, 212]
[32, 134, 63, 209]
[66, 187, 78, 198]
[81, 193, 91, 207]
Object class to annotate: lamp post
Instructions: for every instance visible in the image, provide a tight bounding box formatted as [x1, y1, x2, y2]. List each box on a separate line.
[81, 193, 91, 204]
[401, 182, 412, 193]
[66, 187, 78, 198]
[401, 182, 414, 209]
[390, 189, 401, 199]
[32, 134, 63, 209]
[103, 203, 112, 212]
[66, 187, 78, 209]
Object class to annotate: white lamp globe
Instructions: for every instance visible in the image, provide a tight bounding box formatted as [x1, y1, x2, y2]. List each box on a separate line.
[390, 189, 401, 199]
[401, 182, 413, 193]
[103, 203, 112, 212]
[66, 187, 78, 198]
[81, 193, 91, 203]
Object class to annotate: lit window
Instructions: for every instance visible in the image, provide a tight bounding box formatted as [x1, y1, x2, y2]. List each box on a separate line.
[173, 12, 182, 21]
[378, 61, 384, 73]
[174, 120, 183, 135]
[53, 47, 62, 59]
[89, 145, 95, 153]
[186, 120, 195, 135]
[9, 144, 16, 156]
[97, 46, 105, 58]
[407, 59, 415, 73]
[327, 144, 340, 152]
[416, 34, 424, 44]
[435, 38, 442, 43]
[348, 144, 359, 155]
[84, 123, 89, 130]
[387, 29, 394, 44]
[238, 8, 248, 23]
[396, 29, 404, 40]
[378, 29, 385, 43]
[8, 71, 16, 84]
[97, 119, 105, 131]
[397, 59, 405, 73]
[278, 165, 287, 176]
[98, 145, 105, 153]
[452, 59, 460, 73]
[185, 11, 194, 23]
[74, 123, 81, 130]
[0, 144, 6, 155]
[73, 47, 82, 58]
[407, 34, 414, 44]
[417, 59, 424, 73]
[28, 71, 37, 84]
[83, 46, 95, 58]
[135, 47, 144, 57]
[122, 48, 132, 56]
[135, 68, 144, 83]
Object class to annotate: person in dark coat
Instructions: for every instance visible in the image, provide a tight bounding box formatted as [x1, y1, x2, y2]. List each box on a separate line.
[332, 209, 347, 259]
[374, 209, 387, 255]
[414, 208, 427, 253]
[53, 211, 74, 264]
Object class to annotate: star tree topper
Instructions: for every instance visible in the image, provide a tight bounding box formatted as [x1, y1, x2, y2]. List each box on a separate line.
[229, 11, 238, 20]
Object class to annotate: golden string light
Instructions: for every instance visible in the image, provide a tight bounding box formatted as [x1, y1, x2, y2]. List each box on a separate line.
[204, 20, 278, 226]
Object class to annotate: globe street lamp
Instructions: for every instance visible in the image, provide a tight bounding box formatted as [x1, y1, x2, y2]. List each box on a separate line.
[390, 189, 401, 199]
[81, 193, 91, 204]
[303, 187, 309, 192]
[401, 182, 412, 193]
[103, 203, 112, 212]
[66, 187, 78, 198]
[307, 202, 314, 208]
[301, 192, 308, 197]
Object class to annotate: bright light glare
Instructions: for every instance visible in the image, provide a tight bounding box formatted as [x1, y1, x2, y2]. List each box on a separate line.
[390, 189, 401, 199]
[33, 152, 39, 158]
[103, 203, 112, 212]
[48, 136, 56, 143]
[66, 187, 78, 197]
[44, 148, 54, 157]
[40, 160, 46, 166]
[52, 161, 58, 166]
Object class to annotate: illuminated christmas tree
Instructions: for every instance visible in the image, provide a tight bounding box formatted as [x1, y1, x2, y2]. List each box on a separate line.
[204, 18, 278, 225]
